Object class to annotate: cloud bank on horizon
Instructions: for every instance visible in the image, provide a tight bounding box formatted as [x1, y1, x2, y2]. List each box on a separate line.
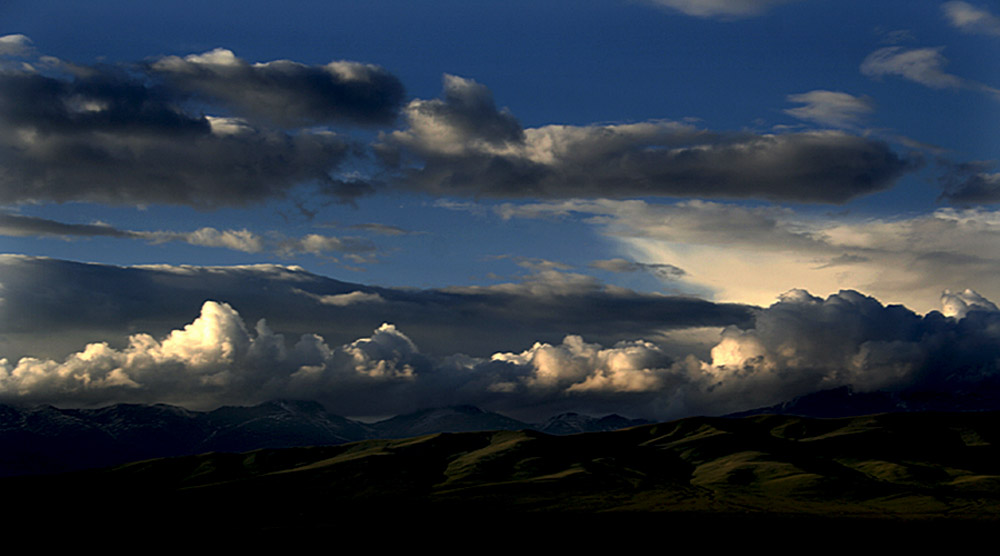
[1, 1, 998, 419]
[2, 269, 998, 420]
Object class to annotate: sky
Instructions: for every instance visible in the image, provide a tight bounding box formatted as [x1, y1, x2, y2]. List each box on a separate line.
[1, 0, 999, 421]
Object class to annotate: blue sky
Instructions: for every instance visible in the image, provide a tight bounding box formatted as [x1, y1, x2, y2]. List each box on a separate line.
[1, 1, 999, 419]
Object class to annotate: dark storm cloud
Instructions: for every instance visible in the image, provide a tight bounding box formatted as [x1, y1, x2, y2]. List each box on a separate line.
[149, 48, 405, 127]
[0, 40, 407, 206]
[702, 289, 1000, 410]
[0, 68, 352, 206]
[379, 76, 917, 203]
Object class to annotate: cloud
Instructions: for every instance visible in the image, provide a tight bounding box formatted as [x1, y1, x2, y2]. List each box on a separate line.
[943, 1, 1000, 36]
[590, 258, 686, 280]
[0, 214, 377, 258]
[877, 28, 917, 45]
[784, 90, 874, 128]
[0, 297, 688, 416]
[391, 74, 523, 153]
[346, 223, 422, 236]
[150, 48, 405, 127]
[861, 46, 1000, 98]
[487, 335, 680, 403]
[487, 255, 573, 272]
[380, 76, 914, 204]
[0, 70, 351, 206]
[0, 301, 424, 411]
[695, 288, 1000, 412]
[945, 172, 1000, 204]
[486, 199, 1000, 313]
[275, 234, 377, 257]
[643, 0, 802, 18]
[0, 34, 34, 57]
[0, 212, 136, 239]
[2, 287, 999, 421]
[940, 288, 998, 318]
[146, 229, 376, 258]
[939, 161, 1000, 204]
[295, 289, 386, 307]
[0, 256, 755, 364]
[0, 40, 399, 207]
[861, 46, 965, 88]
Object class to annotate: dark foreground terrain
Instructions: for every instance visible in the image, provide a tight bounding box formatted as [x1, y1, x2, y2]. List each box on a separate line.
[5, 411, 1000, 538]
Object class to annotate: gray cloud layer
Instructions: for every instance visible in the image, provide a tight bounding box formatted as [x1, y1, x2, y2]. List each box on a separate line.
[0, 256, 755, 363]
[379, 75, 915, 203]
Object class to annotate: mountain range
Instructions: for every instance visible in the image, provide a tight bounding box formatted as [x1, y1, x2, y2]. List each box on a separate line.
[0, 400, 647, 477]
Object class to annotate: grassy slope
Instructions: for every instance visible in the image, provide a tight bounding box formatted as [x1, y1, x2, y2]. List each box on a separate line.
[7, 412, 1000, 530]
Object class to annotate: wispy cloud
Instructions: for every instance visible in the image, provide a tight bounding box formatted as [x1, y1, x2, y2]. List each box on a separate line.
[0, 212, 137, 239]
[0, 213, 375, 258]
[590, 258, 686, 280]
[861, 46, 1000, 98]
[784, 90, 874, 128]
[346, 223, 423, 236]
[643, 0, 803, 19]
[943, 1, 1000, 36]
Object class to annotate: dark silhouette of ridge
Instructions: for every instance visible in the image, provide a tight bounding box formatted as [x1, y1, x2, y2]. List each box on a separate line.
[0, 400, 646, 476]
[729, 384, 1000, 418]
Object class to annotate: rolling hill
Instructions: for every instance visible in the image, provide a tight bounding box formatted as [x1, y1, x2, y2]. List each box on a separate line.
[5, 411, 1000, 534]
